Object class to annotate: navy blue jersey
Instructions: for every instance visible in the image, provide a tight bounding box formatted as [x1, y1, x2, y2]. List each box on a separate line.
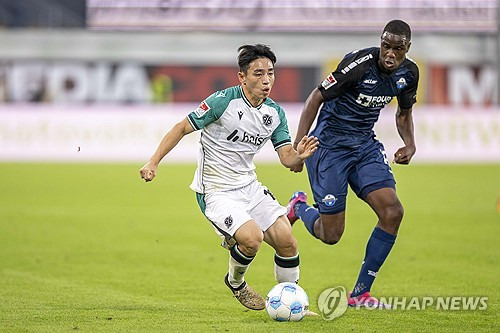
[313, 47, 419, 148]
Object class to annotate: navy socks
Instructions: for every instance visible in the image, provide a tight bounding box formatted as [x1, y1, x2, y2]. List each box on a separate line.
[351, 227, 396, 297]
[296, 202, 320, 237]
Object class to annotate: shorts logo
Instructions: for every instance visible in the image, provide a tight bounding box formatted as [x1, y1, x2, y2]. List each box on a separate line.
[322, 194, 337, 207]
[224, 215, 233, 228]
[262, 114, 273, 126]
[321, 73, 337, 90]
[194, 100, 210, 117]
[396, 77, 407, 89]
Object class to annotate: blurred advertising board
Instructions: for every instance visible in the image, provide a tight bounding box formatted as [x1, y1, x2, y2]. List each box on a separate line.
[87, 0, 496, 33]
[0, 105, 499, 163]
[0, 61, 316, 104]
[0, 61, 496, 106]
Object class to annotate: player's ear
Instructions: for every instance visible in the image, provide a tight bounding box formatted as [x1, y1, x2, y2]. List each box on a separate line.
[238, 71, 246, 85]
[406, 41, 411, 53]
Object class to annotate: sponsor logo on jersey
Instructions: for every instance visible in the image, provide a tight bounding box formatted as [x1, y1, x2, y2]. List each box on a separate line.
[237, 110, 244, 120]
[262, 114, 273, 126]
[321, 73, 337, 90]
[242, 131, 265, 146]
[224, 215, 233, 228]
[322, 194, 337, 207]
[226, 129, 265, 146]
[341, 54, 373, 74]
[355, 93, 393, 107]
[363, 79, 377, 84]
[194, 100, 210, 117]
[396, 77, 407, 89]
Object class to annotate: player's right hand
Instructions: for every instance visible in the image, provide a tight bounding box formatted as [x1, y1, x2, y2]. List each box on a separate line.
[140, 162, 157, 182]
[289, 162, 304, 173]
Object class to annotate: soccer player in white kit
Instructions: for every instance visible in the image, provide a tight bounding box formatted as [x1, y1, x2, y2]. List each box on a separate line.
[140, 44, 318, 310]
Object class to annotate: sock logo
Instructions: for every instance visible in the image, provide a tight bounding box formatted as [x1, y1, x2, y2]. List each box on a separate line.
[317, 286, 348, 320]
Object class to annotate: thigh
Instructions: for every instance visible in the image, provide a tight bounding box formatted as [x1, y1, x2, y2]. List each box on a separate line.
[305, 146, 354, 214]
[263, 215, 296, 255]
[247, 182, 287, 233]
[202, 189, 254, 238]
[349, 139, 395, 199]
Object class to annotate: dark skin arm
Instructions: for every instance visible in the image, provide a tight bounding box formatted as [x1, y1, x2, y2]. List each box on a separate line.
[290, 88, 324, 172]
[393, 106, 416, 164]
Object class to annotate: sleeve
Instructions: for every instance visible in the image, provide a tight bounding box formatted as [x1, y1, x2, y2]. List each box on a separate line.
[270, 106, 292, 150]
[397, 63, 419, 109]
[186, 90, 227, 130]
[318, 50, 370, 101]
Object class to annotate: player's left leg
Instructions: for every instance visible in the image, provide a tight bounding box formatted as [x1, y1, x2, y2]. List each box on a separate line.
[348, 139, 401, 307]
[263, 215, 300, 283]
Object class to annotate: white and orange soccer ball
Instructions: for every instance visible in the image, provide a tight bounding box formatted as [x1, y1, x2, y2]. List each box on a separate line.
[265, 282, 309, 321]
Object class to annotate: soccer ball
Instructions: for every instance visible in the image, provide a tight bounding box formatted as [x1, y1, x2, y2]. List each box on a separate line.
[265, 282, 309, 321]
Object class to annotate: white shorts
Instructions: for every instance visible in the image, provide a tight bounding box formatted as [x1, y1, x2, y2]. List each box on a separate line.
[201, 181, 286, 240]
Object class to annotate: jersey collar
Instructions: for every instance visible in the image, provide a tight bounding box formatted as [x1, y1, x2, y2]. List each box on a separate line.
[239, 86, 265, 110]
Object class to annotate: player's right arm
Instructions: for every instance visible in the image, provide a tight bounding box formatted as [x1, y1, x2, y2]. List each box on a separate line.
[140, 118, 194, 182]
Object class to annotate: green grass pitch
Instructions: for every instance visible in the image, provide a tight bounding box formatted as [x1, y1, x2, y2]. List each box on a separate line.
[0, 163, 499, 332]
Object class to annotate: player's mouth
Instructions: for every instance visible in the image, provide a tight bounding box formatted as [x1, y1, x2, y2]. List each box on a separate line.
[262, 87, 270, 95]
[384, 58, 395, 69]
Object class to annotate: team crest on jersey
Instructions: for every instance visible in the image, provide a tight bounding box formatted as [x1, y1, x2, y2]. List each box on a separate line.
[262, 114, 273, 126]
[224, 215, 233, 228]
[321, 73, 337, 90]
[322, 194, 337, 207]
[396, 77, 407, 89]
[194, 100, 210, 118]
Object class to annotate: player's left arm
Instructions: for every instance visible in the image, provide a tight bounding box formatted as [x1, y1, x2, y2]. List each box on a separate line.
[393, 106, 416, 164]
[277, 136, 319, 168]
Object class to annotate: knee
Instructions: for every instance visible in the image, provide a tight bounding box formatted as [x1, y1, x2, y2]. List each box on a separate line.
[319, 228, 343, 245]
[238, 233, 264, 256]
[277, 236, 298, 257]
[383, 203, 404, 224]
[320, 234, 342, 245]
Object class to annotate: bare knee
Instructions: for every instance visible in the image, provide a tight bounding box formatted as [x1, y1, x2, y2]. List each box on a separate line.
[276, 236, 298, 257]
[316, 216, 345, 245]
[237, 233, 263, 256]
[320, 232, 342, 245]
[378, 202, 404, 234]
[382, 203, 404, 224]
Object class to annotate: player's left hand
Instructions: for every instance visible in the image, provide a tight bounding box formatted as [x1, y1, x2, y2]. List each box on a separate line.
[393, 145, 416, 164]
[296, 135, 319, 160]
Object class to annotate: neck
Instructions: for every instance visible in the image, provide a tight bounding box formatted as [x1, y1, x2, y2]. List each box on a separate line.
[241, 85, 264, 107]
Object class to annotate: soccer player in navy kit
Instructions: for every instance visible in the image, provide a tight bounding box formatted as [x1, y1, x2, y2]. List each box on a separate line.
[287, 20, 418, 307]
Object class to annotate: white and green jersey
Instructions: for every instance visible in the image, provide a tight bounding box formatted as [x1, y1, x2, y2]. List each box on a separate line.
[187, 85, 291, 194]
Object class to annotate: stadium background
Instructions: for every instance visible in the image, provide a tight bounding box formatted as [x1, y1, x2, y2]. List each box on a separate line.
[0, 1, 499, 332]
[0, 0, 498, 163]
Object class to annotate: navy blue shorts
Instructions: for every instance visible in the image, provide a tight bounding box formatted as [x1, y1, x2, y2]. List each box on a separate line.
[305, 138, 395, 215]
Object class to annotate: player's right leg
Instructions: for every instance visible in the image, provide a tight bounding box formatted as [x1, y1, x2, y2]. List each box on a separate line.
[224, 220, 266, 310]
[196, 190, 265, 310]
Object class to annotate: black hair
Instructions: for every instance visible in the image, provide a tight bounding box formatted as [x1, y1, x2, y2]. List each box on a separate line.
[237, 44, 276, 73]
[383, 20, 411, 41]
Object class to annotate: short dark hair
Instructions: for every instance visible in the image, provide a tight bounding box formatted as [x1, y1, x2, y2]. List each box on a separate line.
[383, 20, 411, 41]
[237, 44, 276, 73]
